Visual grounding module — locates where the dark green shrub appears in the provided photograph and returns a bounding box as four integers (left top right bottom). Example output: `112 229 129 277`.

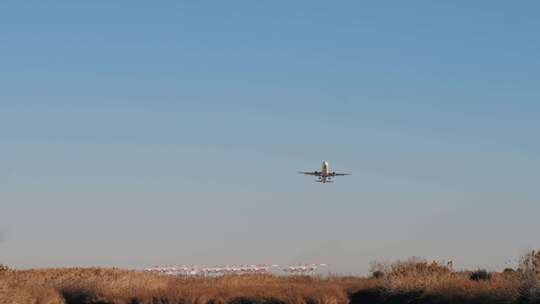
470 269 491 281
503 268 515 273
372 270 384 279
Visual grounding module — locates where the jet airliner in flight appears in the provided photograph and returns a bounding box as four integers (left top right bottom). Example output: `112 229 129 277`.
299 161 350 183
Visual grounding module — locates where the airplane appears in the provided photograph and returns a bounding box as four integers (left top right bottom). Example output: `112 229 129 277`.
299 161 350 183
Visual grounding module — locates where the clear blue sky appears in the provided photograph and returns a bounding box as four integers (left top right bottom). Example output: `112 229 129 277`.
1 1 539 274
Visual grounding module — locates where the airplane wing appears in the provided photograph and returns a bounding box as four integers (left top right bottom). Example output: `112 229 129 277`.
333 172 351 176
299 171 321 176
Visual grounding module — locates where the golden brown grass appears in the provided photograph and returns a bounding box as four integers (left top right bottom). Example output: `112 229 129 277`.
1 268 353 304
0 267 65 304
1 252 539 304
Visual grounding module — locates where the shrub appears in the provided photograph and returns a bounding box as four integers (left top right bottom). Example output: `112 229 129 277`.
388 257 452 277
503 268 515 273
470 269 491 281
372 270 384 279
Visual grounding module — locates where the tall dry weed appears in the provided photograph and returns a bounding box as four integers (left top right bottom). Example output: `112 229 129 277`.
519 250 540 303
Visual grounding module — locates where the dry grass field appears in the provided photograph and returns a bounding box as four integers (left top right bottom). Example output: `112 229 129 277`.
1 251 539 304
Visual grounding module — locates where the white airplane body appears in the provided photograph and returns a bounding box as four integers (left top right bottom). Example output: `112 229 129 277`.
299 161 350 183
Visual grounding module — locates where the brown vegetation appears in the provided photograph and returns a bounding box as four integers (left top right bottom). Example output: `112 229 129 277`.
1 252 539 304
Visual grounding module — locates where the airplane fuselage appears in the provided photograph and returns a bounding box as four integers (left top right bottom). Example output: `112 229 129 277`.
319 161 334 183
322 161 329 176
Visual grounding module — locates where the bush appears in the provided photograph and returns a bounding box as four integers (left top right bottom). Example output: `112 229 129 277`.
372 270 384 279
503 268 515 273
388 257 452 277
503 267 515 273
470 269 491 281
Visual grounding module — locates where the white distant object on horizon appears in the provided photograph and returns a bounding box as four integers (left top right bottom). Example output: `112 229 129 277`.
144 263 326 277
299 161 350 183
283 263 327 275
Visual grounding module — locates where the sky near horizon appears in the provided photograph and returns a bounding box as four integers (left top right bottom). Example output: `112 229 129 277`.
1 1 539 274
